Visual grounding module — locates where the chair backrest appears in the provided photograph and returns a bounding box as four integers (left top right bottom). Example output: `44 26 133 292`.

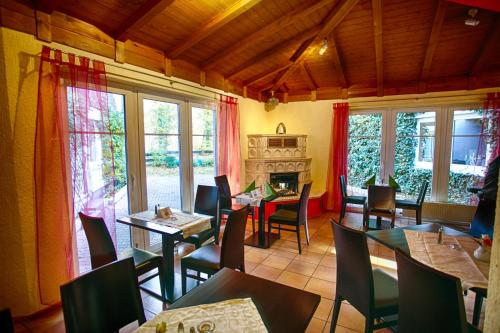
395 248 469 333
470 198 495 238
214 175 232 209
194 185 219 229
60 257 146 333
339 175 348 199
367 185 395 211
0 308 14 333
417 181 429 206
331 221 374 316
220 206 249 270
79 212 117 269
298 182 312 225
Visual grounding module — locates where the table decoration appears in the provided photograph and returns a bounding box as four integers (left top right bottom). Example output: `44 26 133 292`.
130 211 211 238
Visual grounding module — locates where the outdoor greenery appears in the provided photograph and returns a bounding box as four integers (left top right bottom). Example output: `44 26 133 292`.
348 112 482 203
107 95 127 190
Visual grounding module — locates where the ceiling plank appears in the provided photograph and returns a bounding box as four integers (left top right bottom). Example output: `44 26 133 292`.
36 0 63 13
226 26 320 79
372 0 383 97
202 0 332 70
469 15 500 75
327 35 347 88
115 0 176 41
168 0 263 58
271 0 360 91
300 62 317 90
244 64 293 86
420 0 448 82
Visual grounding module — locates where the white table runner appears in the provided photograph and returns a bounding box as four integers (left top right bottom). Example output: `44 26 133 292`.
404 230 489 290
235 193 263 207
130 211 211 239
134 298 268 333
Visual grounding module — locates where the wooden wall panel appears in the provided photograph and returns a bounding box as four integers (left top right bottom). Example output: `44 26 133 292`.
124 40 165 73
0 1 36 35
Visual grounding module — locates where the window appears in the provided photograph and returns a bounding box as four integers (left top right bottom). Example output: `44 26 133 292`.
191 105 216 193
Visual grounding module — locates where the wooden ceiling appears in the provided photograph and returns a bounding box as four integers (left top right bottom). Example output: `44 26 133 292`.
1 0 500 102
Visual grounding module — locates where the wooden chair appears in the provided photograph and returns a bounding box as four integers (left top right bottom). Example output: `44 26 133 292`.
0 308 14 333
79 212 166 301
395 248 481 333
184 185 220 247
364 185 396 229
268 182 312 254
60 257 146 333
330 221 398 333
395 181 429 225
181 206 249 295
340 175 366 222
214 174 256 233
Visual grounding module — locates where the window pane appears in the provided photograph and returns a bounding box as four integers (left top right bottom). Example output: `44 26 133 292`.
394 112 434 200
448 110 487 204
143 99 179 134
192 107 216 193
348 114 382 195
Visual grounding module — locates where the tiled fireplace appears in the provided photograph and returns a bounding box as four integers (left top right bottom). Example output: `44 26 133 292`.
245 134 312 194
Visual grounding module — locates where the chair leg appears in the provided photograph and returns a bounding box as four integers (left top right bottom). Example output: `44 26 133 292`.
391 213 395 228
416 208 422 225
296 226 302 254
304 220 310 245
267 221 272 246
364 316 374 333
278 224 281 238
240 262 245 273
181 264 187 295
341 200 346 220
251 209 255 234
473 292 484 327
330 296 342 333
196 271 201 286
158 261 167 302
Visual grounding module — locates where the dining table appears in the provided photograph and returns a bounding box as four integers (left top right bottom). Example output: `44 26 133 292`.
116 209 213 303
135 267 321 333
366 222 489 326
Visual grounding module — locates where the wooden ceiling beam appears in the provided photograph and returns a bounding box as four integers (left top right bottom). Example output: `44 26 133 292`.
300 62 317 90
372 0 383 97
327 35 348 88
168 0 263 58
420 0 448 82
115 0 175 41
35 0 63 13
225 26 320 79
271 0 360 91
201 0 332 70
244 64 293 86
469 16 500 75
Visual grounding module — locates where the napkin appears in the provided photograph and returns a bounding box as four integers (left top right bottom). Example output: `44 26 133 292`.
364 175 376 187
388 175 400 189
244 180 256 193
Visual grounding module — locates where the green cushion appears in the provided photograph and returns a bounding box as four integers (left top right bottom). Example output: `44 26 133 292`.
373 268 399 317
269 209 297 224
395 199 418 209
346 195 366 204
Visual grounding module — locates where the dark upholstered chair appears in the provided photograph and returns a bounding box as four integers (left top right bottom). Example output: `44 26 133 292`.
268 182 312 254
330 221 398 333
395 248 481 333
0 308 14 333
184 185 220 248
364 185 396 229
340 175 366 221
60 257 146 333
79 212 166 301
395 181 429 225
214 175 255 233
181 206 249 295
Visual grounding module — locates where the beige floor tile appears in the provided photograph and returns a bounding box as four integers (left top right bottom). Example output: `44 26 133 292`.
312 265 336 282
314 297 333 321
295 250 324 264
336 303 365 332
286 259 318 276
261 254 293 270
276 271 310 289
306 318 326 333
304 278 336 300
319 254 337 268
270 247 298 259
250 264 282 281
245 249 270 263
325 323 361 332
244 260 258 273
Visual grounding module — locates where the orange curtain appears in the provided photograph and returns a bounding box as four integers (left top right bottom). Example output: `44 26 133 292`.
325 102 349 212
217 96 241 193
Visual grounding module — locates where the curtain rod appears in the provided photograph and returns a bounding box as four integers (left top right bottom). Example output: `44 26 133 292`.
43 47 236 101
348 92 490 105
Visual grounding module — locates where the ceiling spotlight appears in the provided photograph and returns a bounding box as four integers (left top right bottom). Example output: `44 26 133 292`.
465 8 480 27
318 38 328 55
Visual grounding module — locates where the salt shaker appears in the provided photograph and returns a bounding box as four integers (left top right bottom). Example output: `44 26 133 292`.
437 226 443 244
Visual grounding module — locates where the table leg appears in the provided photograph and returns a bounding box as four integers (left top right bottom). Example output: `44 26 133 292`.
258 200 266 247
162 234 176 302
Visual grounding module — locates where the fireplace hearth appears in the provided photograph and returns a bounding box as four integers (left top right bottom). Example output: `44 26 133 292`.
270 172 299 196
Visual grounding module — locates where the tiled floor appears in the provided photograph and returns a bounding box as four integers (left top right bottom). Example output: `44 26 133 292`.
14 212 486 332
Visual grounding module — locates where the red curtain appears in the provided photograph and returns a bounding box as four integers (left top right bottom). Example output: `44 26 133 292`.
480 92 500 165
35 46 115 304
325 102 349 212
217 95 241 193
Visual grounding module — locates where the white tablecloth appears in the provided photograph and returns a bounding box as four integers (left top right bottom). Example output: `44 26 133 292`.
235 193 264 207
134 298 268 333
130 211 211 239
404 230 489 290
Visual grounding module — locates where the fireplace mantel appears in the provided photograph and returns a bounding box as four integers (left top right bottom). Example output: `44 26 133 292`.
245 134 312 191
